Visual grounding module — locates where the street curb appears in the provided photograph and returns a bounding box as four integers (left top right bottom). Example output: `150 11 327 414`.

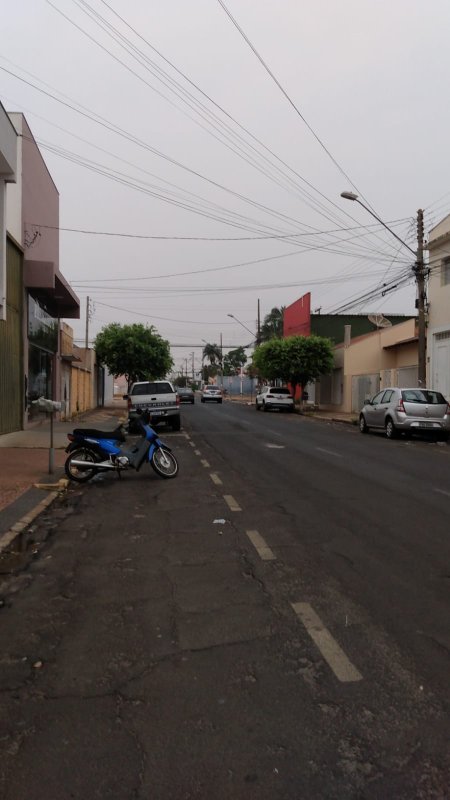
0 483 66 556
302 414 357 426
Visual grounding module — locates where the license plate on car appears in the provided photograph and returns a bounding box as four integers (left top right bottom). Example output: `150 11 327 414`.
419 422 433 427
151 411 164 416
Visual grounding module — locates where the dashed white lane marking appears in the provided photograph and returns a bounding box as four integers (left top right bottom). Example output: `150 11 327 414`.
265 443 285 449
201 459 210 468
316 447 342 458
291 602 363 683
194 449 201 456
246 530 276 561
224 494 242 512
210 472 223 486
189 441 195 447
184 434 191 440
434 487 450 497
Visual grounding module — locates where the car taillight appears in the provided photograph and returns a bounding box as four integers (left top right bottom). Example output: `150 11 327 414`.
176 395 180 405
67 433 75 442
446 404 450 416
396 398 405 413
127 397 132 410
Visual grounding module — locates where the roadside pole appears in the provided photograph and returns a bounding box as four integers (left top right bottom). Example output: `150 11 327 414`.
32 398 62 474
415 209 427 386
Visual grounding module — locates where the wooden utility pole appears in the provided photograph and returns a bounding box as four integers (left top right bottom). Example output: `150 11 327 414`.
85 296 90 349
415 209 426 386
256 298 261 345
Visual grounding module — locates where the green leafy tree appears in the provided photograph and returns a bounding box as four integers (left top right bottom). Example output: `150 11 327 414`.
260 306 285 342
223 346 247 376
202 343 222 366
252 335 334 397
94 323 173 389
202 342 222 383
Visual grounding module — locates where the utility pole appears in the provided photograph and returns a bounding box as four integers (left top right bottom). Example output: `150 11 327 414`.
256 298 261 345
340 192 428 388
85 296 90 349
191 352 195 382
415 209 426 386
220 332 223 388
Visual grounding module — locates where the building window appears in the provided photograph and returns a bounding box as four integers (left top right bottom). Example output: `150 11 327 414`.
442 258 450 286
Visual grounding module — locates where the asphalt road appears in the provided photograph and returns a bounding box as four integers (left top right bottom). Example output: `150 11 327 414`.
0 400 449 799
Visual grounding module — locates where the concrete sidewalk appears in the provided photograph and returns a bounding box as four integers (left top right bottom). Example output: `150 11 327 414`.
0 403 127 541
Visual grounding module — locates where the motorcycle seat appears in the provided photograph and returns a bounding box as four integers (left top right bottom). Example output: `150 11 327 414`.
72 427 126 442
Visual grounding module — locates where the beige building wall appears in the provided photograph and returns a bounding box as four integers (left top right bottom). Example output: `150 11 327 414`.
320 319 418 413
59 323 97 417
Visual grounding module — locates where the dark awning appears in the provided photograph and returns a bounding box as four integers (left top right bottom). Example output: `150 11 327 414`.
24 260 80 319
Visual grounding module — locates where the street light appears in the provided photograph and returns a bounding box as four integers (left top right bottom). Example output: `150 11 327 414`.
227 313 256 340
340 191 426 385
340 192 416 256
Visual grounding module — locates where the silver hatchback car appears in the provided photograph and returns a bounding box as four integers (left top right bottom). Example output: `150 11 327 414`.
359 388 450 440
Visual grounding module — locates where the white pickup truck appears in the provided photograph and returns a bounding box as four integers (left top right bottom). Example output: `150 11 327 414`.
125 380 181 432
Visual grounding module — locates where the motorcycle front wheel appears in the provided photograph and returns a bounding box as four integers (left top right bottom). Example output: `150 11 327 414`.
65 447 101 483
151 447 179 479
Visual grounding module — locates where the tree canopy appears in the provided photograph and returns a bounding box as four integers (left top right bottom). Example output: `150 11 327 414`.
260 306 285 342
252 334 334 395
94 323 173 388
223 346 247 376
202 343 222 365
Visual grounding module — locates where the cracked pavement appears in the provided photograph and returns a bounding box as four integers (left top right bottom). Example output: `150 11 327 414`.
0 406 449 798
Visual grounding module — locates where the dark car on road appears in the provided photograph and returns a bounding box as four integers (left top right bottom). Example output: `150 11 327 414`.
177 387 195 404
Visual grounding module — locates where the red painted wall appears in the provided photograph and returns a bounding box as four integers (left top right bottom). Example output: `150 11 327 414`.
283 292 311 337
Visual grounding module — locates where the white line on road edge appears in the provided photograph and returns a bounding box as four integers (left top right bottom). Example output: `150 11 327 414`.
224 494 242 512
210 472 223 485
316 447 343 458
265 443 285 449
291 602 363 683
194 449 201 456
201 459 210 468
246 530 276 561
434 487 450 498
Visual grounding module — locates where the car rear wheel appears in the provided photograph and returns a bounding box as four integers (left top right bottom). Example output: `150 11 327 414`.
263 402 268 412
359 414 368 434
385 417 398 439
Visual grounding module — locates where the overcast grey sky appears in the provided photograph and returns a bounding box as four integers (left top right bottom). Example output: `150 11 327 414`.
3 0 450 372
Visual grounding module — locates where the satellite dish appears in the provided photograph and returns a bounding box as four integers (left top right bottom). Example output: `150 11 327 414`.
368 313 393 329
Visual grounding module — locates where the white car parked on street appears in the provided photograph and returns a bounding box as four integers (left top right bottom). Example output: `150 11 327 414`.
201 385 223 403
255 386 294 412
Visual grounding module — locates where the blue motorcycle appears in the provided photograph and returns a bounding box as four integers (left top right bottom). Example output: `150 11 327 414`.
64 414 179 483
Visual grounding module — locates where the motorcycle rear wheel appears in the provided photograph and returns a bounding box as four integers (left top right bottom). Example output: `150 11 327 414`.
65 447 101 483
151 447 178 479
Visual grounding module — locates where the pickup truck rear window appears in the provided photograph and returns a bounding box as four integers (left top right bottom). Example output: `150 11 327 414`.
131 382 173 395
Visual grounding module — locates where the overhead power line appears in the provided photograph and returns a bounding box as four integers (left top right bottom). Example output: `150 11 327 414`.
29 218 410 242
43 1 402 261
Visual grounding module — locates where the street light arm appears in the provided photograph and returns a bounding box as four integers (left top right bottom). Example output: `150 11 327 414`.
227 313 256 339
340 191 416 257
